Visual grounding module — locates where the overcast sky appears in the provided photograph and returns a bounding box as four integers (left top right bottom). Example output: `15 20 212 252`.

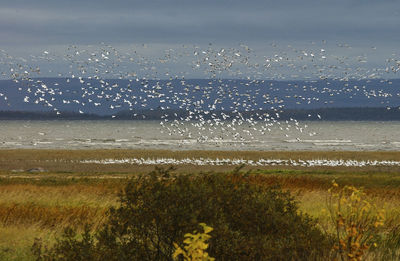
1 0 400 78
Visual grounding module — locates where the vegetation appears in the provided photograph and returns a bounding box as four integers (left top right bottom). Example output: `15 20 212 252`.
326 182 385 260
0 149 400 260
32 167 332 260
1 149 400 175
173 223 215 261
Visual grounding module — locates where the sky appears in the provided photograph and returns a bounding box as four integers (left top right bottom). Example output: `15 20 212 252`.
1 0 400 78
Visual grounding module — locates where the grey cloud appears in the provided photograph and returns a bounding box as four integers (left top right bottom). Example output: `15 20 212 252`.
0 0 399 56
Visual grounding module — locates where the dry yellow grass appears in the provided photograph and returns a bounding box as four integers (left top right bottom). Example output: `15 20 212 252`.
0 224 59 260
0 203 107 229
0 183 119 232
0 184 119 207
0 182 122 260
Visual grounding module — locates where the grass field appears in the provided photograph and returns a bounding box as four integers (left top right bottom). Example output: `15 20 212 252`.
0 149 399 260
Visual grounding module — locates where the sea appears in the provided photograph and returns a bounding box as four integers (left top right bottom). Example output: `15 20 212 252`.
0 120 399 151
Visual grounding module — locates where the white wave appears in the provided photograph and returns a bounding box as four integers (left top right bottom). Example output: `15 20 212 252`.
204 139 252 144
284 139 353 144
302 139 352 143
354 144 376 147
285 139 301 143
313 142 354 146
2 142 22 146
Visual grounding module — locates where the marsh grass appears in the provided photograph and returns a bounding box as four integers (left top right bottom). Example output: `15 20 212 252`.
0 203 108 228
0 183 119 233
0 224 59 261
0 183 121 260
1 149 400 174
0 149 400 259
0 184 119 206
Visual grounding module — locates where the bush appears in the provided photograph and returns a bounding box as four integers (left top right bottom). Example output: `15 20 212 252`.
173 223 215 261
33 167 332 260
326 181 385 260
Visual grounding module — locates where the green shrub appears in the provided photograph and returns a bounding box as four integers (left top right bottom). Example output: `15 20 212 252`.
32 167 332 260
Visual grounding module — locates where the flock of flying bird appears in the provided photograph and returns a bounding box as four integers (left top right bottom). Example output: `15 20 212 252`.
0 42 399 144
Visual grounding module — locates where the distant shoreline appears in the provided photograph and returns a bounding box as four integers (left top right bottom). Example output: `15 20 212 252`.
0 107 399 121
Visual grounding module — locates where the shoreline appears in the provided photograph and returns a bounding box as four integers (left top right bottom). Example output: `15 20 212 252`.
1 148 399 156
1 149 399 175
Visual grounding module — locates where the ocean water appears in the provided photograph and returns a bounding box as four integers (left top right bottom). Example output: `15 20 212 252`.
0 120 399 151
